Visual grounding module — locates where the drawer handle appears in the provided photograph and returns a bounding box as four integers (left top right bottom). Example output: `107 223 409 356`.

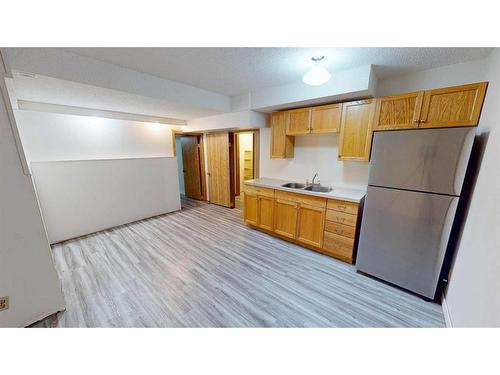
338 205 347 210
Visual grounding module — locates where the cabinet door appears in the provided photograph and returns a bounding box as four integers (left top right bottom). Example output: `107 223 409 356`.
286 108 311 135
296 203 325 247
258 195 274 231
338 99 376 161
419 82 487 128
274 199 298 239
311 103 342 133
243 192 258 226
270 112 294 158
372 91 423 131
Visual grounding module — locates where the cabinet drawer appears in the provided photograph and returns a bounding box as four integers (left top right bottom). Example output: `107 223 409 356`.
325 209 357 227
327 199 359 215
243 185 274 198
275 190 326 208
324 221 356 239
323 231 355 259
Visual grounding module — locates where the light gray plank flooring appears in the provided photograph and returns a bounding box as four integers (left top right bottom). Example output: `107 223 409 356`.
32 197 445 327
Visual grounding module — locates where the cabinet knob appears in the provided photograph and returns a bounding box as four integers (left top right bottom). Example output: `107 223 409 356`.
419 119 426 123
413 119 419 123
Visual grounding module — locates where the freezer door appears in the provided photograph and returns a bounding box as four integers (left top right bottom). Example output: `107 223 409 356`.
369 127 475 195
356 186 459 298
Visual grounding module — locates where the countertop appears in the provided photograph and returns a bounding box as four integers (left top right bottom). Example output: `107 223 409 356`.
244 177 366 203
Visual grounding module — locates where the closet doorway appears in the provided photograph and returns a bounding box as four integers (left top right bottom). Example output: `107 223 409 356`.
234 130 259 209
175 134 207 201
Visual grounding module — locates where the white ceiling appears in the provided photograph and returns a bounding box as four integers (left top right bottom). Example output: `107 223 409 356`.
66 47 493 96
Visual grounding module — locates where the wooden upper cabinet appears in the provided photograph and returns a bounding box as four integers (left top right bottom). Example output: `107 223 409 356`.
419 82 487 128
310 103 342 133
270 112 294 159
338 99 376 162
373 91 424 131
286 108 311 135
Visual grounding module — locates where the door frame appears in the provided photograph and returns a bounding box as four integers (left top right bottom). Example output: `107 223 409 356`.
232 129 260 198
174 132 207 201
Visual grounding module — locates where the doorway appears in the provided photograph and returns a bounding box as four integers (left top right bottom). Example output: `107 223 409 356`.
206 132 235 208
234 130 259 209
175 134 207 201
199 129 259 209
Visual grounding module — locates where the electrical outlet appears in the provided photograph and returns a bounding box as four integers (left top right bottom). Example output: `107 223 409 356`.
0 296 9 311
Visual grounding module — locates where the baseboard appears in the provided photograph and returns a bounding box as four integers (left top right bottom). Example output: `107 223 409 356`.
441 295 453 328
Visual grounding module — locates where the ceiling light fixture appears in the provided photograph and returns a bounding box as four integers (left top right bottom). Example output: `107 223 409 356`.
302 56 331 86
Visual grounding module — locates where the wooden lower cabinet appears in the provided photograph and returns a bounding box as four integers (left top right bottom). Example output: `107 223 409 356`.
243 192 258 226
323 198 361 263
243 186 275 230
323 232 355 260
274 198 298 239
296 203 325 247
243 185 363 264
258 195 274 231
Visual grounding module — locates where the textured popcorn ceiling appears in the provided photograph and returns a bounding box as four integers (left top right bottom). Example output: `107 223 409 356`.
66 47 493 96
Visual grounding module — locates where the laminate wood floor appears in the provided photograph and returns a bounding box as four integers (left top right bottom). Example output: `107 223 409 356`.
32 198 445 328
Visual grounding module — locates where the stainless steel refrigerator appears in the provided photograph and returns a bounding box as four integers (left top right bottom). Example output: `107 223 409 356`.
356 127 476 299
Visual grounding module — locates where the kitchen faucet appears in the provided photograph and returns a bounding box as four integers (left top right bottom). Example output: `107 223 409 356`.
311 173 319 186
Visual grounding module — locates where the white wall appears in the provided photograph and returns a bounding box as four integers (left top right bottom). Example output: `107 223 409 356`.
186 110 267 132
32 157 181 244
259 129 370 189
376 58 487 96
442 49 500 327
13 109 182 243
0 53 64 327
14 110 176 163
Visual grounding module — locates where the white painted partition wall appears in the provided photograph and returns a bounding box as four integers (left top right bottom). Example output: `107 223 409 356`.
32 157 181 244
0 50 64 327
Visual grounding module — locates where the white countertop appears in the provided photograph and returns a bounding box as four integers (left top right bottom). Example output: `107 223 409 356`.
244 177 366 203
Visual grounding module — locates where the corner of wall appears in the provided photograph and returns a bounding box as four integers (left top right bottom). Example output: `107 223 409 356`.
441 295 453 328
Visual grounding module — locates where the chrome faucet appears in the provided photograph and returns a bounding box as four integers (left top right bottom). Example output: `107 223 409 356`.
312 173 319 186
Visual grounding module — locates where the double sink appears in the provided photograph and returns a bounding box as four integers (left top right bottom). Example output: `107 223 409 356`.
281 182 333 193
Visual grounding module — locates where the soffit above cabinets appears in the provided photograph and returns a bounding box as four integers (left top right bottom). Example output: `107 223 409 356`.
249 65 377 112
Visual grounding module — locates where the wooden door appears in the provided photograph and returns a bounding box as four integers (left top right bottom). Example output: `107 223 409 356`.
270 112 294 158
181 136 203 199
274 199 298 239
296 204 325 247
257 195 274 231
419 82 487 128
207 132 233 207
372 91 424 131
286 108 311 135
311 103 341 133
243 192 258 226
338 99 376 162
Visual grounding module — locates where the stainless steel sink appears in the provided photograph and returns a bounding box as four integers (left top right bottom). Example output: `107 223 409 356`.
304 185 333 193
281 182 306 189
